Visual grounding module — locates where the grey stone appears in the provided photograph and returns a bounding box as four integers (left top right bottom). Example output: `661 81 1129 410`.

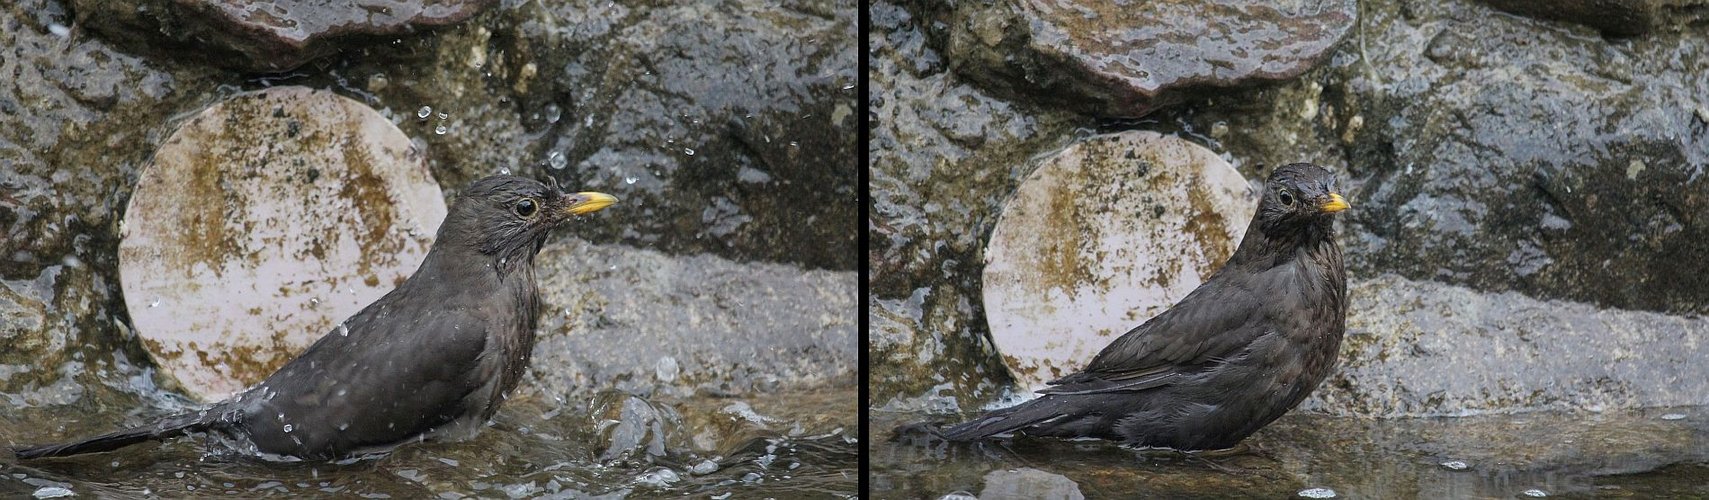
910 0 1357 117
1306 275 1709 416
531 240 855 399
70 0 495 72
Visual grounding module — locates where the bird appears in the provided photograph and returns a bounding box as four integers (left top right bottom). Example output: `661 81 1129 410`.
937 163 1349 451
13 175 617 460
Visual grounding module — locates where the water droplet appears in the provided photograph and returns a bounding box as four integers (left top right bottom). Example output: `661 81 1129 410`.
1440 460 1469 471
435 112 448 120
1522 489 1547 497
283 424 293 433
150 299 160 308
309 297 321 306
1661 413 1687 420
434 124 448 135
337 423 348 431
544 104 562 124
683 148 696 156
548 151 567 170
499 167 512 175
336 324 350 336
624 176 638 185
416 106 432 119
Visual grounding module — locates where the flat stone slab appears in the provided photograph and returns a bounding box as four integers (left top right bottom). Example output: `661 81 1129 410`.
936 0 1356 116
72 0 495 72
981 131 1257 393
1305 274 1709 416
120 86 445 401
530 240 857 399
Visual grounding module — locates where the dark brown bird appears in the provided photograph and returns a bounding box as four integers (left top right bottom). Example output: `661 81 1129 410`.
939 163 1349 450
14 175 617 460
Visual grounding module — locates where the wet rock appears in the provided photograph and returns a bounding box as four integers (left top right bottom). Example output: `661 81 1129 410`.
120 87 445 401
980 468 1085 500
69 0 496 72
1304 274 1709 417
910 0 1357 117
531 240 855 399
1328 2 1709 316
350 0 859 271
589 391 686 464
1474 0 1709 36
982 131 1256 392
868 1 1082 411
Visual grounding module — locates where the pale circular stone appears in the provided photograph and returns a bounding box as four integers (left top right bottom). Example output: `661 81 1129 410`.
982 131 1257 394
120 86 446 401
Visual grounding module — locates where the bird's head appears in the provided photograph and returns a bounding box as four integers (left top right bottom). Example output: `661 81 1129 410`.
439 175 617 263
1254 163 1348 236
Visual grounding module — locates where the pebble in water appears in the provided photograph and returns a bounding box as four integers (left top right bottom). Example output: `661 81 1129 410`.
1440 460 1470 471
655 356 679 382
1298 487 1337 499
690 459 720 475
635 467 680 487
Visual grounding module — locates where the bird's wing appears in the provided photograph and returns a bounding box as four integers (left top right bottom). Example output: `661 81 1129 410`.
1041 277 1267 395
240 298 494 452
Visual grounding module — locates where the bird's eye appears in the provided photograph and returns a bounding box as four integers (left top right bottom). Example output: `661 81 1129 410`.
1278 190 1294 207
514 198 538 218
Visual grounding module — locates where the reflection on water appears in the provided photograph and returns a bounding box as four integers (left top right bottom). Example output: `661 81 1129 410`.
872 408 1709 499
1 388 857 498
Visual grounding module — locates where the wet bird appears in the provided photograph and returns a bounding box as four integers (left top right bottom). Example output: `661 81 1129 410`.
14 175 617 460
938 163 1349 450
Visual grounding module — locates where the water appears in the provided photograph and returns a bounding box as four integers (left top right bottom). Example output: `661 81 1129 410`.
2 389 857 498
871 409 1709 498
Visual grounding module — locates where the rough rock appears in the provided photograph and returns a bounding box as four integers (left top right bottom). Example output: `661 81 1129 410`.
1475 0 1709 36
530 240 856 399
981 131 1256 392
359 0 860 271
981 468 1085 500
910 0 1357 117
118 87 446 401
1305 274 1709 417
1330 1 1709 316
69 0 496 72
867 1 1083 411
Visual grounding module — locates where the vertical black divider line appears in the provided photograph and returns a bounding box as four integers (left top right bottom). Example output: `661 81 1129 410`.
855 0 874 496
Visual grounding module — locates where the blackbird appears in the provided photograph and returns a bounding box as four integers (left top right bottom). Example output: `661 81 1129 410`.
14 175 617 460
939 163 1349 450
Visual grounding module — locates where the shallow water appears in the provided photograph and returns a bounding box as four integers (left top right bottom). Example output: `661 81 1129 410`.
872 408 1709 499
1 385 857 498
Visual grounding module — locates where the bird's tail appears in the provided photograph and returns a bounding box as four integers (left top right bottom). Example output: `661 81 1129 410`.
13 411 212 459
939 396 1072 441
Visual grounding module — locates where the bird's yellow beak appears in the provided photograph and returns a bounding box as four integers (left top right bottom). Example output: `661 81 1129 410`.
1319 193 1350 213
566 192 618 216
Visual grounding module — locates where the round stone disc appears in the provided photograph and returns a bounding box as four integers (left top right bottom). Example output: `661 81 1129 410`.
120 86 446 401
981 131 1258 394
